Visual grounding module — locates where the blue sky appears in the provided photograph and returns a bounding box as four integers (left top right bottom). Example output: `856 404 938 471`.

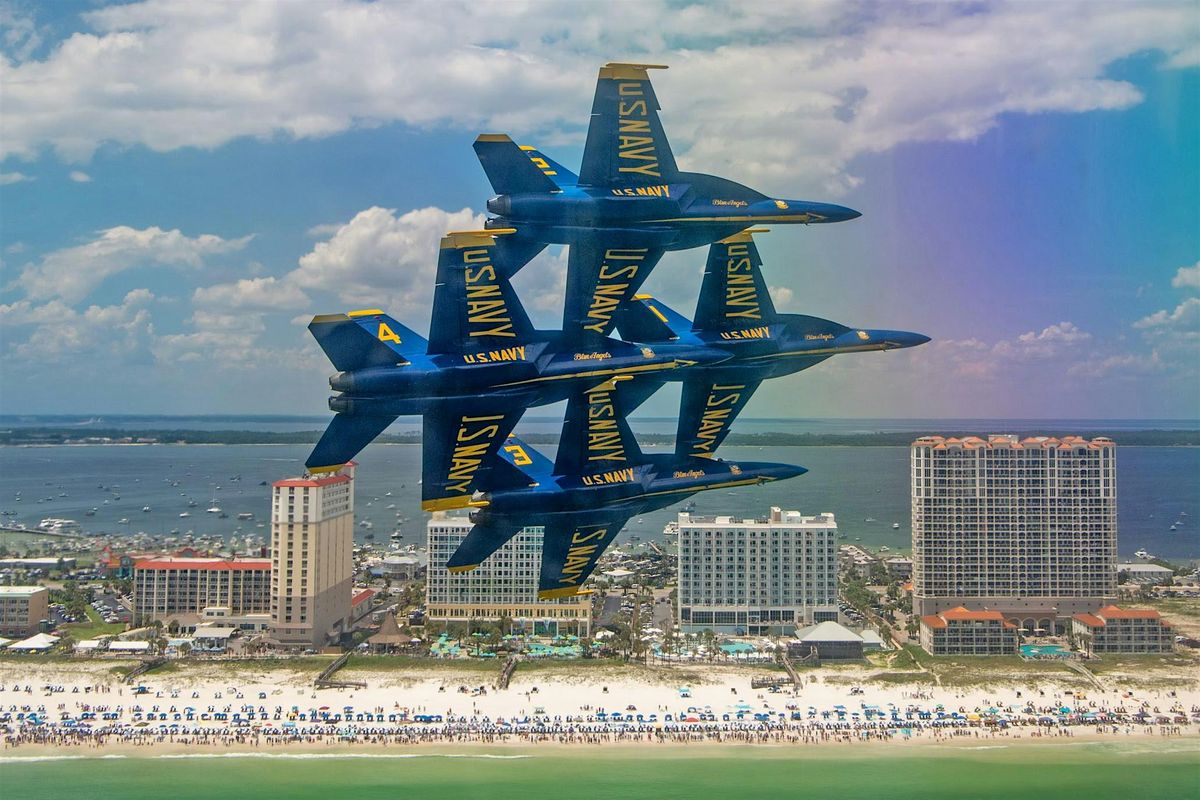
1 0 1197 419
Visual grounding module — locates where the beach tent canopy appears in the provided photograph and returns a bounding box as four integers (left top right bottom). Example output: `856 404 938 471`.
109 640 151 651
9 633 59 651
0 637 13 649
75 639 103 651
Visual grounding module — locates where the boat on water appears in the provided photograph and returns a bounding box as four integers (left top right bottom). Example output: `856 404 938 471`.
142 506 151 512
37 518 81 534
663 521 679 538
237 512 253 520
1135 548 1153 560
879 545 890 552
179 512 191 518
206 506 222 514
892 522 900 529
865 518 876 523
117 518 130 525
359 520 373 529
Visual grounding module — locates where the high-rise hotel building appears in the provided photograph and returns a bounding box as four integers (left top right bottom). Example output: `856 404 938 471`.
269 465 355 648
677 507 839 636
425 513 592 637
911 435 1117 632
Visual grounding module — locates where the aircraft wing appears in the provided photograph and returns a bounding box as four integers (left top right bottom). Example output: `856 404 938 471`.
676 376 762 458
538 511 632 599
579 63 679 188
421 401 529 512
563 237 664 343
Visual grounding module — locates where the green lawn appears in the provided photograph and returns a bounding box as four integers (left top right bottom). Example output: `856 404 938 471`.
62 605 126 640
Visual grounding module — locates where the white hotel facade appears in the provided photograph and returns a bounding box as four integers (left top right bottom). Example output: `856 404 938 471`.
425 513 592 637
911 435 1117 632
677 507 839 636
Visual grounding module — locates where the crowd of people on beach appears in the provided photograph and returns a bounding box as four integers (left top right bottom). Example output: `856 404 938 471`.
1 679 1196 752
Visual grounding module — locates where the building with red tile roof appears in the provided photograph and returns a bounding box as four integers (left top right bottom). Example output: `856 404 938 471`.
919 606 1019 655
1071 605 1174 655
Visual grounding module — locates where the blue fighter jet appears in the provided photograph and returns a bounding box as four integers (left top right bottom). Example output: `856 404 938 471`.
304 229 728 512
615 230 931 458
444 376 806 599
472 62 861 342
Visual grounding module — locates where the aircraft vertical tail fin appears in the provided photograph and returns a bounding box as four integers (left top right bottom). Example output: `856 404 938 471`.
446 520 526 573
474 134 561 195
309 310 428 371
616 294 694 343
538 513 630 599
579 63 679 188
518 144 579 189
421 401 528 512
428 229 538 355
676 377 762 459
553 377 644 477
693 230 778 334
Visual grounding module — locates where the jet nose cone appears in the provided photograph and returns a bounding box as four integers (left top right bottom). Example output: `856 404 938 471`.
742 462 807 482
798 201 860 223
884 331 931 349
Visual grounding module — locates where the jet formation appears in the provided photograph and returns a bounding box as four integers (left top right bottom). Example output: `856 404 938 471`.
306 63 929 599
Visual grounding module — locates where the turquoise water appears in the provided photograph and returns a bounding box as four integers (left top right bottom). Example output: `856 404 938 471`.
1 743 1197 799
1020 644 1071 657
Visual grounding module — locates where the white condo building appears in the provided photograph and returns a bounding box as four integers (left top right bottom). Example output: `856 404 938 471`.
425 513 592 637
911 435 1117 632
677 507 839 636
269 465 355 648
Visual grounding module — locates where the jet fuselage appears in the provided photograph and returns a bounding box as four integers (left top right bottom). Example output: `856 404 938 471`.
486 173 860 251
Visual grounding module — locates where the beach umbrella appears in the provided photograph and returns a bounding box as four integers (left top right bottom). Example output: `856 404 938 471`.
1059 706 1071 714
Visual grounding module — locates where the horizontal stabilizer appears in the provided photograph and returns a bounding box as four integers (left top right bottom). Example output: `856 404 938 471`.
616 294 693 343
538 513 630 599
309 310 427 371
474 134 560 195
306 413 397 471
446 520 525 573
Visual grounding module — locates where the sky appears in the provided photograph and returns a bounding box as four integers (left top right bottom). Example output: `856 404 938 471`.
1 0 1198 421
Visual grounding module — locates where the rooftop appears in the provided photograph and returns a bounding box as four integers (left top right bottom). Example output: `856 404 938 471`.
913 434 1115 450
0 586 47 597
135 557 271 571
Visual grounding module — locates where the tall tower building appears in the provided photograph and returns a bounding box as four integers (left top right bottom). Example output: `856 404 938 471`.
911 435 1117 632
677 507 839 636
425 513 592 637
269 465 355 648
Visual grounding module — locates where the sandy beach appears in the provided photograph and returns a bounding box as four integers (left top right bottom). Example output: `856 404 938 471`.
2 658 1196 757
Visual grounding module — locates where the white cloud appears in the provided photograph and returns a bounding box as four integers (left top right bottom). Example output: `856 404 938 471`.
193 275 310 310
768 285 794 308
1067 350 1165 380
0 171 33 185
1 2 1195 192
15 225 252 304
288 205 483 321
67 170 92 183
4 289 156 362
1133 296 1200 332
992 321 1092 360
1171 261 1200 291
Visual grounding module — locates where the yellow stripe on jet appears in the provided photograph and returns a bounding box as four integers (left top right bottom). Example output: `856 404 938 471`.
599 62 668 80
347 309 385 318
447 564 479 574
440 228 517 249
718 228 769 244
492 361 674 388
538 586 594 600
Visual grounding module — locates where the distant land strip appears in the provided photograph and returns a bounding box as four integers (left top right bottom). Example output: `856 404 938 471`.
2 428 1198 447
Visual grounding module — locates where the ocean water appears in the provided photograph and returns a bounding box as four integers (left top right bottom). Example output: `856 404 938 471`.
0 743 1197 800
1 442 1197 560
